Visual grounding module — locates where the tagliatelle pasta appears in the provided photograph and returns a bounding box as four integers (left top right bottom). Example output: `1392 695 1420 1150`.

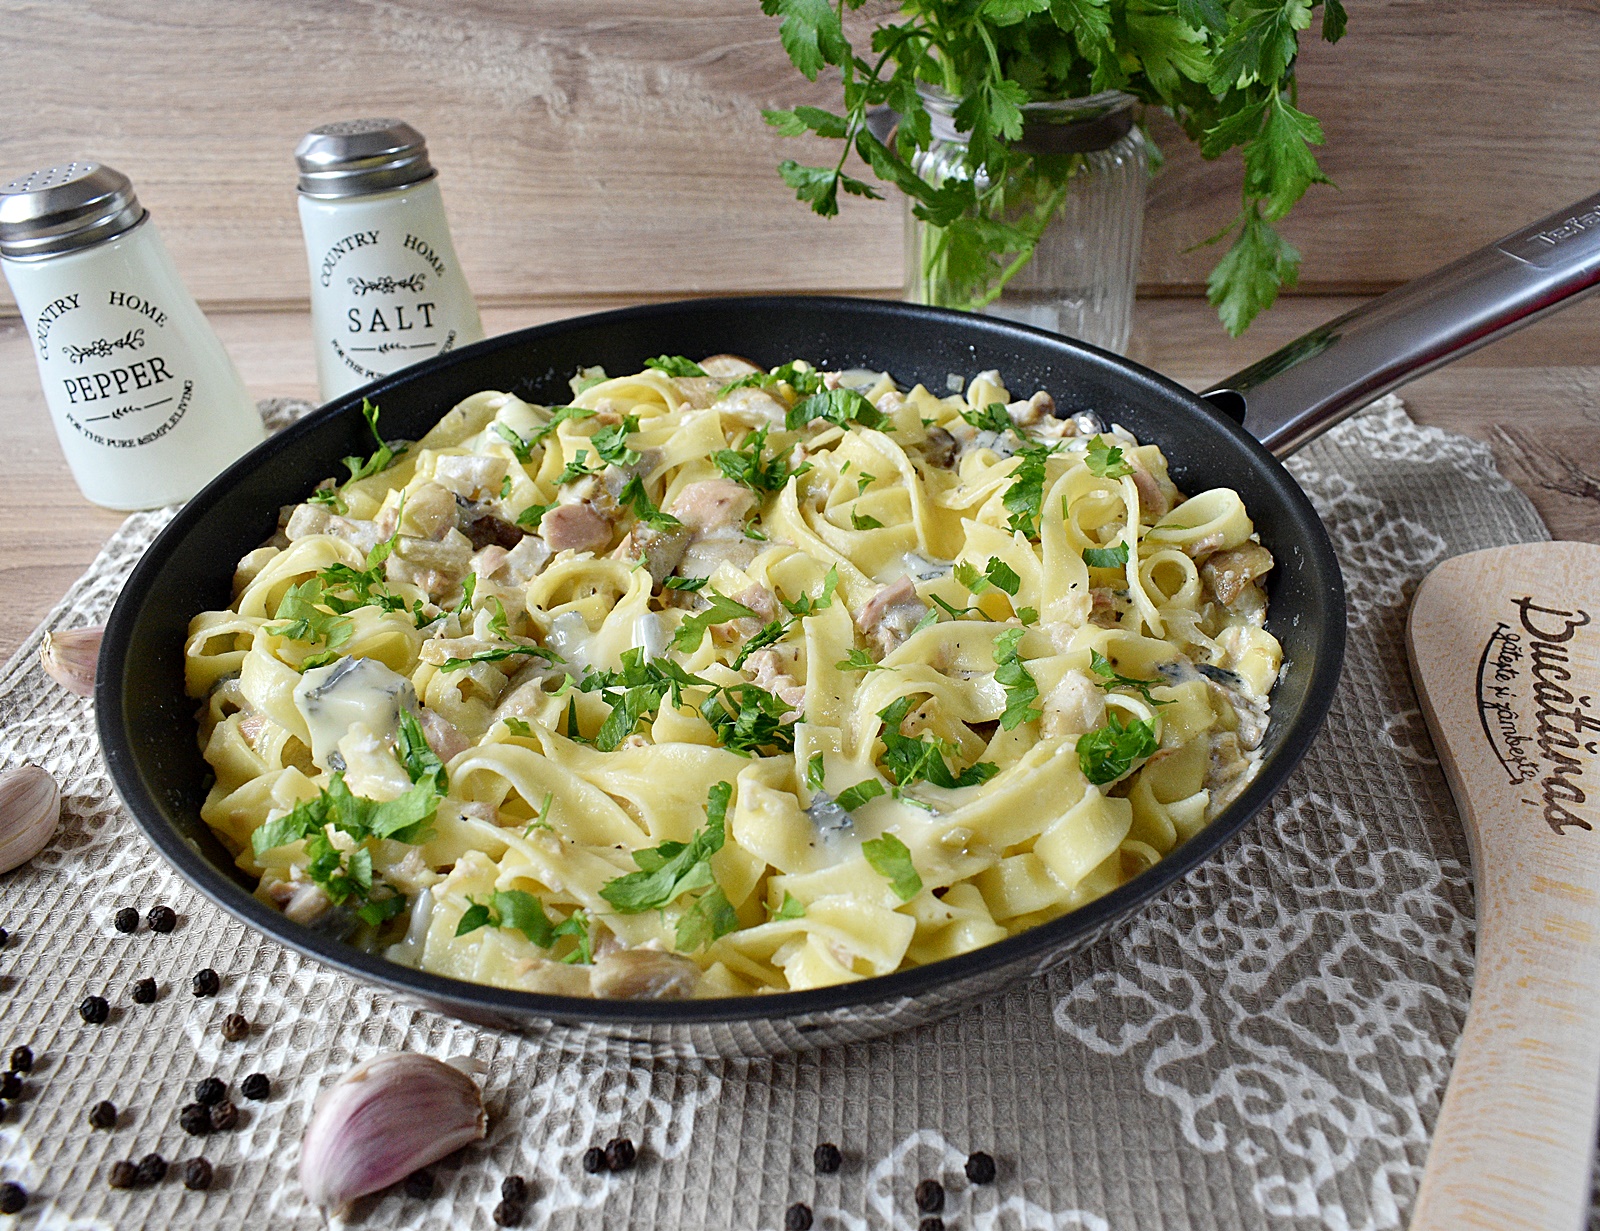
184 354 1281 1000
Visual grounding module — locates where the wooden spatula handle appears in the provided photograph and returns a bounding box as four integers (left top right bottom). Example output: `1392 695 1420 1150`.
1406 542 1600 1230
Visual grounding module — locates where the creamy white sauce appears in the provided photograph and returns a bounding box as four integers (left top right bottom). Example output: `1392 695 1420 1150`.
544 611 597 670
293 657 416 770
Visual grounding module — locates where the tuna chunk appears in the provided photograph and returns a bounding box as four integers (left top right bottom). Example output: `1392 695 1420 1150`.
669 479 757 533
856 576 929 657
541 502 614 554
418 707 470 763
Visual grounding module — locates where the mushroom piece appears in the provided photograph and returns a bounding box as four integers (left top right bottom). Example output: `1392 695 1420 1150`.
855 576 930 657
697 354 764 380
1200 542 1275 606
589 948 701 1000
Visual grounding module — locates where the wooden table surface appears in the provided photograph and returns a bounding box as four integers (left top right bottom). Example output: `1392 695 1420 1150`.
2 293 1598 663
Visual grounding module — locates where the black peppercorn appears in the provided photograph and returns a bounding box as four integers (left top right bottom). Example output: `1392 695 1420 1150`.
194 1077 226 1106
208 1101 238 1132
0 1182 26 1214
603 1136 636 1172
492 1199 524 1226
581 1146 606 1174
915 1179 945 1213
78 994 110 1025
785 1202 813 1231
501 1176 528 1203
113 907 139 934
8 1046 33 1074
813 1142 842 1174
88 1100 117 1129
108 1160 138 1189
964 1150 996 1185
181 1157 213 1191
403 1169 433 1198
178 1103 211 1136
146 905 177 933
191 968 220 998
240 1072 270 1101
919 1220 945 1231
0 1072 19 1100
134 1152 167 1186
220 1013 249 1042
130 977 157 1005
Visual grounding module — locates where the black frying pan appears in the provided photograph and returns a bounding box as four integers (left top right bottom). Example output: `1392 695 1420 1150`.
96 189 1600 1056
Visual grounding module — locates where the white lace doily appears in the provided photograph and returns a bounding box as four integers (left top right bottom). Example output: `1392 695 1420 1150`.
0 396 1577 1230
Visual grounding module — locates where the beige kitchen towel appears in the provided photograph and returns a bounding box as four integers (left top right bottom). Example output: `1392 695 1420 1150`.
0 396 1578 1230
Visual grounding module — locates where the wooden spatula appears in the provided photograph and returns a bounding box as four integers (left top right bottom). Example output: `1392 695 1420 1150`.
1406 541 1600 1230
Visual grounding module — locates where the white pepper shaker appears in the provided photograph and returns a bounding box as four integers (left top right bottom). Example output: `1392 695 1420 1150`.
0 162 264 510
295 119 484 402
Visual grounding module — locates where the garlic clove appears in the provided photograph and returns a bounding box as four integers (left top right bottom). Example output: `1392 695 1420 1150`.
299 1051 486 1212
0 766 61 874
40 625 104 697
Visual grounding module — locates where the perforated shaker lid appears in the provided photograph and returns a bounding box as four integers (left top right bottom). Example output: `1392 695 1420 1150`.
294 119 437 198
0 161 147 260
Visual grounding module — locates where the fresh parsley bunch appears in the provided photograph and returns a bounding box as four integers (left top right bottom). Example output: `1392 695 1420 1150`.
761 0 1346 334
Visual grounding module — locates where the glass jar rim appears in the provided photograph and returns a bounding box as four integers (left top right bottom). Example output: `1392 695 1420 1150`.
914 84 1136 155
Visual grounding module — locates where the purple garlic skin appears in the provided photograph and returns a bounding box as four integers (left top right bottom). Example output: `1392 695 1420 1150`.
40 625 104 696
299 1052 486 1212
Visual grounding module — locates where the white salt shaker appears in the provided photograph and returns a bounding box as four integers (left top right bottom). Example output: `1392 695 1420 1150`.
294 119 484 402
0 162 264 510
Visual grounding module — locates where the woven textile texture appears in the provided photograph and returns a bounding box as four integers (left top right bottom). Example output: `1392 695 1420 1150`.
0 396 1578 1230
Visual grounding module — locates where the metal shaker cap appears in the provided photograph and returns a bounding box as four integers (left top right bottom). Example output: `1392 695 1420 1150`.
295 119 437 199
0 161 147 261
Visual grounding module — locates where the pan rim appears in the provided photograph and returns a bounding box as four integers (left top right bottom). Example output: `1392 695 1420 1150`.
97 293 1346 1029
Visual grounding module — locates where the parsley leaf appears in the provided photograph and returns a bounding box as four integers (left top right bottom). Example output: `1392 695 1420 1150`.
592 414 642 467
1082 542 1130 569
395 710 448 792
672 590 758 653
955 556 1021 596
1076 710 1159 785
617 474 681 532
993 627 1041 730
781 565 838 616
806 752 826 791
579 649 712 751
600 782 731 912
861 832 922 901
1206 204 1302 338
663 575 708 592
771 891 807 921
961 402 1013 434
341 399 406 485
713 426 807 493
530 404 598 445
850 509 884 531
731 618 795 669
265 579 355 651
453 889 584 952
493 422 536 463
717 361 824 400
439 644 561 673
675 884 740 952
786 387 886 432
307 483 348 515
1088 648 1171 708
516 501 554 531
700 683 798 756
834 779 887 812
876 695 999 789
836 648 887 673
1084 435 1134 479
252 772 438 863
645 355 708 378
556 449 599 486
504 717 533 737
555 908 592 964
356 892 408 928
1003 443 1053 539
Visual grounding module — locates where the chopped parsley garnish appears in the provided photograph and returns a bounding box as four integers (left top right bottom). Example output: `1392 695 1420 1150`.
524 791 555 834
717 361 824 400
555 909 592 963
1003 442 1053 539
1089 648 1170 708
503 717 533 737
786 387 886 432
439 644 561 673
911 608 940 635
771 891 807 921
564 695 585 742
1082 542 1130 569
455 573 477 618
663 575 708 592
500 474 513 500
960 402 1013 435
264 578 354 651
571 366 609 396
395 710 448 792
929 593 993 623
645 355 708 378
993 628 1041 730
455 889 589 961
592 414 642 467
675 884 739 951
861 832 922 901
600 781 730 913
556 449 599 486
850 509 884 531
493 422 536 463
617 474 681 532
578 649 711 751
531 404 598 444
856 471 876 495
876 695 998 790
834 779 887 812
955 556 1021 597
713 426 808 493
672 590 758 653
341 399 407 485
836 648 887 673
700 683 797 756
1017 606 1039 625
1077 710 1159 785
781 565 838 616
516 501 554 531
1084 435 1134 480
731 618 794 669
307 483 348 515
806 752 826 791
356 893 408 928
252 772 438 857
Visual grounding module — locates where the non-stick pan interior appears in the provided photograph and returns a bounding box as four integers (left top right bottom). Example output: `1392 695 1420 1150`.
99 295 1344 1038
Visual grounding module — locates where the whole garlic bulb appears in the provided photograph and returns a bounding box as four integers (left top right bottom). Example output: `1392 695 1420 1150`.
40 625 104 697
0 765 61 873
299 1052 486 1212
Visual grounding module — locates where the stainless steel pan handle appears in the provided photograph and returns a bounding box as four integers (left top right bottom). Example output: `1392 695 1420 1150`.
1204 190 1600 458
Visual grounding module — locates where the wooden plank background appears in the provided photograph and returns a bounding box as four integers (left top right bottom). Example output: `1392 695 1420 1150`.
3 0 1599 312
